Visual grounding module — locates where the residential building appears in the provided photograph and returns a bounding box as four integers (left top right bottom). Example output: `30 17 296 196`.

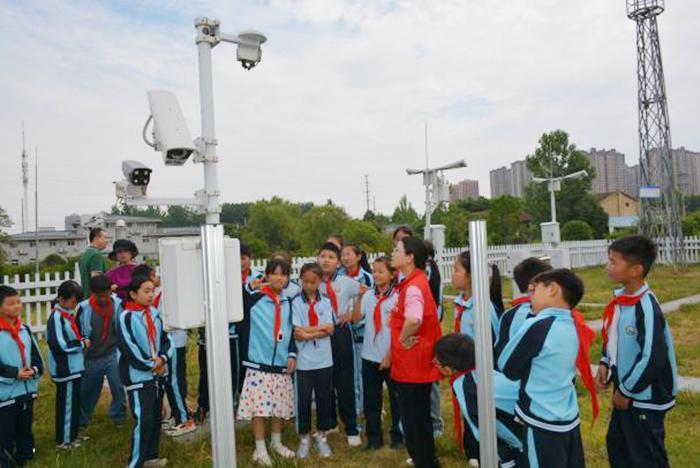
450 179 479 202
490 166 514 198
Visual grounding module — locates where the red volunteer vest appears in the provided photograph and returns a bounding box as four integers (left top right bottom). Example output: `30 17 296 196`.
390 268 442 383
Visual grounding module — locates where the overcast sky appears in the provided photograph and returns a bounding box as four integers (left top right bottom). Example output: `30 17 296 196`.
1 0 698 233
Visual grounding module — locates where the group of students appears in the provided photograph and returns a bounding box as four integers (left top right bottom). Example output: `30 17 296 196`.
0 230 678 468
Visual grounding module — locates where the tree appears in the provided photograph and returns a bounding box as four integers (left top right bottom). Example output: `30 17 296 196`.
561 220 594 241
342 219 387 252
391 195 421 230
244 197 302 255
455 197 492 213
162 206 204 227
41 254 67 268
487 196 527 244
442 203 471 247
685 195 700 213
0 207 12 264
110 204 164 219
298 205 350 252
524 130 608 237
682 210 700 236
220 203 251 225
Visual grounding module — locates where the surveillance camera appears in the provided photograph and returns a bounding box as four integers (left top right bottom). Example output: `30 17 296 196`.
146 90 195 166
122 160 152 186
236 30 267 70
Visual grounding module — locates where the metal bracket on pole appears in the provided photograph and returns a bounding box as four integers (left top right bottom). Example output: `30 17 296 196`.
469 220 499 468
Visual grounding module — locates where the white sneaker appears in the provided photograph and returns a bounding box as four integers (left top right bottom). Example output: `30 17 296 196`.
347 435 362 447
252 449 273 466
144 459 168 467
161 418 175 431
315 434 333 458
468 458 479 467
165 420 198 437
56 442 80 450
405 458 414 466
271 442 295 458
297 437 311 459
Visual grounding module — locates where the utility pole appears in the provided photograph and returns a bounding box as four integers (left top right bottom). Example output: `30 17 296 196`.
34 147 39 275
21 122 29 233
364 174 370 213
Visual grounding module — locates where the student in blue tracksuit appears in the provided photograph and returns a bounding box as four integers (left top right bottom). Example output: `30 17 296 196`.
130 264 194 437
117 275 173 468
434 333 525 467
46 280 87 449
237 258 298 466
318 242 364 447
0 286 43 467
497 269 588 468
76 274 126 429
355 256 403 450
450 250 503 463
495 257 552 355
292 262 335 459
596 236 677 468
340 243 373 420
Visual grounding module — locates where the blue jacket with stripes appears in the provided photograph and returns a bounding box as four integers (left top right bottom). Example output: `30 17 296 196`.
0 323 43 405
494 300 533 356
46 306 86 381
241 289 297 374
601 284 678 411
497 307 580 433
453 371 524 464
116 305 173 387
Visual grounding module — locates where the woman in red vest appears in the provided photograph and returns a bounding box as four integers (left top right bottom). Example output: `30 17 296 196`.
390 237 443 468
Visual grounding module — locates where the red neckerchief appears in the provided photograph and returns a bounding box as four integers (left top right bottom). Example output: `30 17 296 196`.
125 302 157 349
324 278 339 316
89 296 113 342
373 285 393 341
260 286 283 342
242 267 250 284
601 289 648 349
572 308 599 423
307 295 319 327
56 305 81 341
347 266 360 279
450 368 474 450
511 296 530 306
0 316 27 367
153 292 162 309
453 294 468 333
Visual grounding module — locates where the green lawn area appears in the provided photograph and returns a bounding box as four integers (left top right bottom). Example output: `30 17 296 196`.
26 292 700 467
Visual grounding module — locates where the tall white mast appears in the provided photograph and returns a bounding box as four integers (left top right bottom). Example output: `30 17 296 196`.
21 122 29 232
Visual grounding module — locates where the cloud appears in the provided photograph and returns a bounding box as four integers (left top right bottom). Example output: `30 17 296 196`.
0 0 698 233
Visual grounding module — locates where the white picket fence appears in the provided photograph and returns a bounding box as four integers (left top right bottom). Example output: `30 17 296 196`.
5 236 700 334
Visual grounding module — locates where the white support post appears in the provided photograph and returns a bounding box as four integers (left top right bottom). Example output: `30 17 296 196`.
195 17 236 467
468 220 498 468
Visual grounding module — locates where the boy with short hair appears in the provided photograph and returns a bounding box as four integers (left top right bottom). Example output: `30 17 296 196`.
495 257 552 355
434 333 524 467
317 242 364 447
76 274 126 429
0 286 43 467
596 235 677 468
497 269 597 468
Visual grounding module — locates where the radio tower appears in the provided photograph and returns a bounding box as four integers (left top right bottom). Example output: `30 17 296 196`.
21 122 29 233
627 0 685 266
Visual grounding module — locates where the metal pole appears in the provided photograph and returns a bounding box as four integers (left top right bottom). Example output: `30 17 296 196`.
549 181 557 223
34 147 39 275
195 17 236 467
468 220 498 468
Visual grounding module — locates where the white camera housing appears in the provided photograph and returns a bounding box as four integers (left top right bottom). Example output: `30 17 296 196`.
147 90 195 166
122 160 152 186
236 30 267 70
115 179 147 198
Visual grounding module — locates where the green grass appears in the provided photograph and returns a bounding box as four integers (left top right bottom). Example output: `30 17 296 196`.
667 304 700 378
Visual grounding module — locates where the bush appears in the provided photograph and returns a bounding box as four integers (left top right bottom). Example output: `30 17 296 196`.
561 220 594 241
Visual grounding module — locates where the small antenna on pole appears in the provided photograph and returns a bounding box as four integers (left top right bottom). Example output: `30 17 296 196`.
364 174 370 213
21 122 29 233
424 120 429 170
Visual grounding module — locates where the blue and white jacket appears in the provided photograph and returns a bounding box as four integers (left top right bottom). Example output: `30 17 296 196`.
494 299 533 356
453 295 500 344
339 267 373 343
0 323 43 406
497 307 580 433
242 289 297 374
47 305 86 381
116 304 173 388
601 284 678 411
454 370 524 465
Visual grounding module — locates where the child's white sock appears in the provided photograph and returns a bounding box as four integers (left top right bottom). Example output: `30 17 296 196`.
271 432 282 446
255 439 268 453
